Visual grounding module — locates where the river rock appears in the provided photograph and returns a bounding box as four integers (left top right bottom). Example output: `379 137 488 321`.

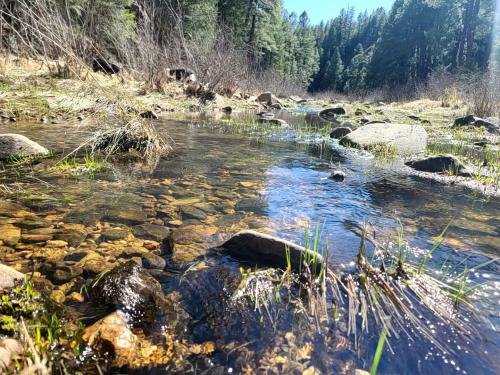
0 225 21 246
38 261 83 285
319 107 346 121
256 92 281 106
405 155 472 177
83 311 139 367
132 224 171 243
90 260 165 324
0 264 24 290
219 230 324 275
329 170 346 181
103 208 147 225
0 134 49 160
340 123 428 156
330 127 352 139
100 227 132 242
140 252 167 270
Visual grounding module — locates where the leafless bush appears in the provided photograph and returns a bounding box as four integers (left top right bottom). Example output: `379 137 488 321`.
467 71 500 117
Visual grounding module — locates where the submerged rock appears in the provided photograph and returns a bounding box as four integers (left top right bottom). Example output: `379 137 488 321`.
83 311 140 368
0 134 49 161
330 127 352 139
340 123 428 156
132 223 171 243
219 230 324 275
0 224 21 246
405 155 472 177
0 264 24 290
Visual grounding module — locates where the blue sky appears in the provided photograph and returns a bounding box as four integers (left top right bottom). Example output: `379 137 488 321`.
284 0 396 24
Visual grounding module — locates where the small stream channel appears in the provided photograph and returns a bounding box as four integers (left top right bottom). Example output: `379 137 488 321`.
0 115 499 374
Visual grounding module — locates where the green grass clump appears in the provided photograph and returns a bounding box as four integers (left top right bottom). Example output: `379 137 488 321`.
0 277 84 373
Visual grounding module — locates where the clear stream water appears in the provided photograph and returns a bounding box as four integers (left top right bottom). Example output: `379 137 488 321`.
1 115 499 374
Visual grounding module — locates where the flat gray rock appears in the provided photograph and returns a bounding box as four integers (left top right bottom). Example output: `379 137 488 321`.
0 134 49 160
340 123 428 156
219 230 324 275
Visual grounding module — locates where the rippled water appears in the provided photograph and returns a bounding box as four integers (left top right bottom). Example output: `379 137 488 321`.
1 116 499 374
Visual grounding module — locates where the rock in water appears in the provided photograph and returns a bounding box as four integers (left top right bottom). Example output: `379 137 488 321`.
83 311 139 368
0 134 49 160
405 155 472 177
90 261 165 325
339 123 428 156
219 230 324 275
329 170 346 181
319 107 346 121
256 92 281 107
330 127 352 139
0 265 24 291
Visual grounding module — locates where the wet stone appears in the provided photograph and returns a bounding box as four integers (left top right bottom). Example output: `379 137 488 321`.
38 261 83 285
141 252 167 270
103 208 148 225
132 223 171 243
0 225 21 246
54 227 87 247
17 219 52 229
21 234 53 243
89 261 167 325
180 206 208 221
99 228 133 242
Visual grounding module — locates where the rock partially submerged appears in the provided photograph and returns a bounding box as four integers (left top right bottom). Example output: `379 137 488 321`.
83 311 140 368
329 170 346 181
90 260 167 324
0 134 49 161
340 123 428 156
330 127 352 139
319 107 346 121
219 230 324 274
405 155 473 177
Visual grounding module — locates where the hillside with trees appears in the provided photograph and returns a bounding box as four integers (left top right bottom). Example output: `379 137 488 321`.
0 0 496 95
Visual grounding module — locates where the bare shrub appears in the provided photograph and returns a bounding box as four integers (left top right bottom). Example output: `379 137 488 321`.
467 72 500 117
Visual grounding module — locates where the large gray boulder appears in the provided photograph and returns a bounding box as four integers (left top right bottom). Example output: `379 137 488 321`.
340 123 428 156
219 230 324 275
0 134 49 161
405 155 472 177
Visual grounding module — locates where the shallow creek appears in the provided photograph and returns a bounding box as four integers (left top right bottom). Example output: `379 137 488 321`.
0 115 499 374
